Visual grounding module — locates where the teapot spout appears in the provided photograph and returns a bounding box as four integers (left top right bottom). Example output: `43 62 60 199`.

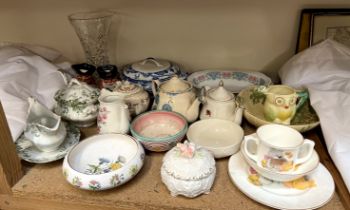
186 98 201 122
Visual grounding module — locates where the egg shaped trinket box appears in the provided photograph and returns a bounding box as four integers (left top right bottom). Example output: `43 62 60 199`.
161 141 216 198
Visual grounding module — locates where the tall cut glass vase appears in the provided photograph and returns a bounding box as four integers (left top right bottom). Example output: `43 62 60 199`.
68 11 115 67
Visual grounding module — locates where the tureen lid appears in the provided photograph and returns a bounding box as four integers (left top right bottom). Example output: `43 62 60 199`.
113 81 143 96
131 58 171 73
162 141 215 181
54 79 99 104
208 80 234 102
160 76 191 93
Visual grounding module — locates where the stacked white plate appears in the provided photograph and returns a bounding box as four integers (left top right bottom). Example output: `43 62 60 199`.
228 134 335 210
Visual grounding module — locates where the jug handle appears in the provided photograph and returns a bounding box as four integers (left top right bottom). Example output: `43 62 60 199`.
296 89 309 110
151 80 161 97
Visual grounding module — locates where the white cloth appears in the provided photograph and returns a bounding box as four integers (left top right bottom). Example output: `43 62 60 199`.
279 39 350 192
0 44 67 141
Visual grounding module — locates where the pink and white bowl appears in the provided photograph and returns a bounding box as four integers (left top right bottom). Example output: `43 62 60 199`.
130 111 188 152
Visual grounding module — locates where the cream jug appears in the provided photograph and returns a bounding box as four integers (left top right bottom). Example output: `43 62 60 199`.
23 98 67 152
256 85 308 125
200 81 242 124
97 94 130 134
99 81 149 116
152 76 200 122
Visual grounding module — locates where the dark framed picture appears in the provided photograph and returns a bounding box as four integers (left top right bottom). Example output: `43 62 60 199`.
296 8 350 53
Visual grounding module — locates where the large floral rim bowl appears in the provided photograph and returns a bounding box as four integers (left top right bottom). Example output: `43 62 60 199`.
238 86 320 132
187 70 272 93
130 110 188 152
62 134 145 191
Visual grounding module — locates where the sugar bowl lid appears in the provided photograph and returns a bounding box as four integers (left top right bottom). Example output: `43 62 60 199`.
162 141 216 181
54 78 100 104
160 76 192 93
207 80 234 102
131 57 171 73
113 81 143 96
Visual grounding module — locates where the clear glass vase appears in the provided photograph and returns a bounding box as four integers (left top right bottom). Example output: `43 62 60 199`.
68 11 115 67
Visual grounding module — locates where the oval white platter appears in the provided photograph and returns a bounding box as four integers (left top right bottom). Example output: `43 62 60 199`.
187 70 272 93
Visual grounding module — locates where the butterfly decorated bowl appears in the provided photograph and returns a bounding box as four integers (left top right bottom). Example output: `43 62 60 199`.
62 134 144 191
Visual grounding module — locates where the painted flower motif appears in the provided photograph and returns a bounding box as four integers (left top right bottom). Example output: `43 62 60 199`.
222 72 232 78
63 169 69 179
110 162 122 171
88 180 101 190
129 165 139 177
110 174 124 186
176 141 196 158
72 176 83 187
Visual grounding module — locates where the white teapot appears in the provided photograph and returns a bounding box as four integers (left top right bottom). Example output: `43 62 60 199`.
100 81 149 116
200 81 242 124
54 79 100 127
152 76 200 122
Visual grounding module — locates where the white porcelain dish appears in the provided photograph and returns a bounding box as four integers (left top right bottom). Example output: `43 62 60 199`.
187 70 272 93
241 134 319 182
16 123 80 164
62 134 144 191
228 152 334 210
187 119 244 158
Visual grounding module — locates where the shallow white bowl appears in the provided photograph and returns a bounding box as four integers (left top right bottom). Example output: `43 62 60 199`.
187 119 244 158
62 134 145 191
241 134 320 182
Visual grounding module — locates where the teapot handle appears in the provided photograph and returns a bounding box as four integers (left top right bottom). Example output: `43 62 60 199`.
140 57 164 67
151 80 161 97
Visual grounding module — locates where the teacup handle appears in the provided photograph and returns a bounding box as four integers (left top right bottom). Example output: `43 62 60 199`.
243 138 259 162
294 139 315 165
296 89 309 110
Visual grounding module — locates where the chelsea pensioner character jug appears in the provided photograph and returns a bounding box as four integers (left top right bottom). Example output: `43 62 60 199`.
24 98 67 152
152 76 200 122
54 78 100 127
200 80 243 124
255 85 308 125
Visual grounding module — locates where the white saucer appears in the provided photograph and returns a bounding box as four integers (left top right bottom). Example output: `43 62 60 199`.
16 123 80 163
228 152 335 210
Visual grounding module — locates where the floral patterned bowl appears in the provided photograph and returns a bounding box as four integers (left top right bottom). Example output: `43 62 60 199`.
130 111 188 152
62 134 144 191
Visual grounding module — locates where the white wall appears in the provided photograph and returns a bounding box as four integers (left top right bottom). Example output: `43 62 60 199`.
1 0 350 81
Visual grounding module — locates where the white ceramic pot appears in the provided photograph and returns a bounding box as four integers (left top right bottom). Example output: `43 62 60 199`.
161 141 216 198
54 79 100 127
62 134 145 191
200 80 243 124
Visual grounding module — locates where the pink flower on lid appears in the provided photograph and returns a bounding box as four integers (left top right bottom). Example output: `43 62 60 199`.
177 141 196 158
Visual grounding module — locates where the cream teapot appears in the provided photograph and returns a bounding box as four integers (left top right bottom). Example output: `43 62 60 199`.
100 81 149 116
200 81 242 124
152 76 200 122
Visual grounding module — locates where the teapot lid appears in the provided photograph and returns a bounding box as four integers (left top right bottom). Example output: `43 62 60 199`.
207 80 234 102
160 76 191 93
113 81 142 96
131 58 171 73
54 79 99 104
162 141 216 181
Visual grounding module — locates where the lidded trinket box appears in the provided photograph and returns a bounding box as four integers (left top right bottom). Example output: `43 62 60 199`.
161 141 216 198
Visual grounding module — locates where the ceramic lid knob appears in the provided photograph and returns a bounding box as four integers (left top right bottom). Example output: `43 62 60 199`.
208 80 234 102
131 57 171 72
160 75 191 93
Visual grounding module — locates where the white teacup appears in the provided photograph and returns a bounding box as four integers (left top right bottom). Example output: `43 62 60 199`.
243 124 315 172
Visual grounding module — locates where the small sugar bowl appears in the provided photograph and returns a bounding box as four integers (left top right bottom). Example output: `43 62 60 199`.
161 141 216 198
54 79 100 127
